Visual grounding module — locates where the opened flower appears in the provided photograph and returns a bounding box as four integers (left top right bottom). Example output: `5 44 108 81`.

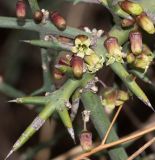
84 51 104 73
72 35 93 58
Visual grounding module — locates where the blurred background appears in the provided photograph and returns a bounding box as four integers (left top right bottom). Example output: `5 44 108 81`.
0 0 155 160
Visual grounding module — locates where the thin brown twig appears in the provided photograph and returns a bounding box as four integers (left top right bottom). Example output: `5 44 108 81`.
102 105 123 145
74 123 155 160
127 137 155 160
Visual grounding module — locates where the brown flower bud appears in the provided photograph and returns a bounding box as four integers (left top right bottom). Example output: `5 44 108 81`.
104 37 122 56
79 131 92 152
129 31 142 55
16 0 26 19
53 68 64 80
126 53 135 63
71 56 83 78
121 18 135 28
136 12 155 34
50 11 66 31
119 0 143 16
33 10 43 24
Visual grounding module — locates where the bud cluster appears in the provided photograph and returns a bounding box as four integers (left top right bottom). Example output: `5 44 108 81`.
15 1 67 30
72 35 104 73
119 1 155 34
53 54 84 79
101 87 129 113
126 31 153 72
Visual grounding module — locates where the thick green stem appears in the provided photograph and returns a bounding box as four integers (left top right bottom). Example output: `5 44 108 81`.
28 0 40 13
81 92 128 160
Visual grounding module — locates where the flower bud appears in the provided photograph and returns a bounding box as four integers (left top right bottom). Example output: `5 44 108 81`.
53 68 64 80
79 131 93 152
16 0 26 19
50 11 66 31
71 56 83 78
129 31 142 55
33 10 43 24
134 54 152 70
104 37 122 56
136 12 155 34
84 52 104 73
121 18 135 28
119 0 143 16
58 55 71 66
126 53 135 63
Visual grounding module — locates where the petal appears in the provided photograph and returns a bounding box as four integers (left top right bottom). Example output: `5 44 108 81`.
84 38 91 47
77 52 85 58
75 38 82 46
71 47 78 53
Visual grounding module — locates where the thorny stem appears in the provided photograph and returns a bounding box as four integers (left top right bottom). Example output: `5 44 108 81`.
75 123 155 160
101 104 123 145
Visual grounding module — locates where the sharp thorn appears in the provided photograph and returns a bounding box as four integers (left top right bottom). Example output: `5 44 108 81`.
20 40 31 43
4 150 14 160
8 99 17 103
67 128 76 144
146 101 155 112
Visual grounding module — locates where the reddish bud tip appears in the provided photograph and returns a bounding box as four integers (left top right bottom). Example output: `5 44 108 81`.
119 0 143 16
50 11 67 31
58 55 71 66
129 31 142 55
79 131 93 152
53 68 64 80
16 0 26 19
33 10 43 24
71 56 83 78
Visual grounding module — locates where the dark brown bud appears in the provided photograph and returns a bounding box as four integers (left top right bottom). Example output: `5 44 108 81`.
53 68 64 80
129 31 142 55
33 10 43 24
119 0 143 16
79 131 92 152
71 56 83 78
16 0 26 19
50 11 66 31
121 18 135 28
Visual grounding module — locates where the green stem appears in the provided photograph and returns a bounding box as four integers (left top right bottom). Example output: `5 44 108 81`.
28 0 40 14
81 92 128 160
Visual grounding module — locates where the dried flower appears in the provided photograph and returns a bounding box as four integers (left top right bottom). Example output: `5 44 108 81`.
104 37 124 65
129 31 142 55
79 131 93 152
33 10 43 24
84 52 104 73
101 87 129 113
121 18 135 28
119 0 143 16
71 56 84 78
41 9 49 24
71 35 93 58
136 12 155 34
134 54 153 72
16 0 26 19
50 11 66 31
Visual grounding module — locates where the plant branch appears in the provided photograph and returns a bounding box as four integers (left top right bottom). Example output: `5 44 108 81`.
75 123 155 159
